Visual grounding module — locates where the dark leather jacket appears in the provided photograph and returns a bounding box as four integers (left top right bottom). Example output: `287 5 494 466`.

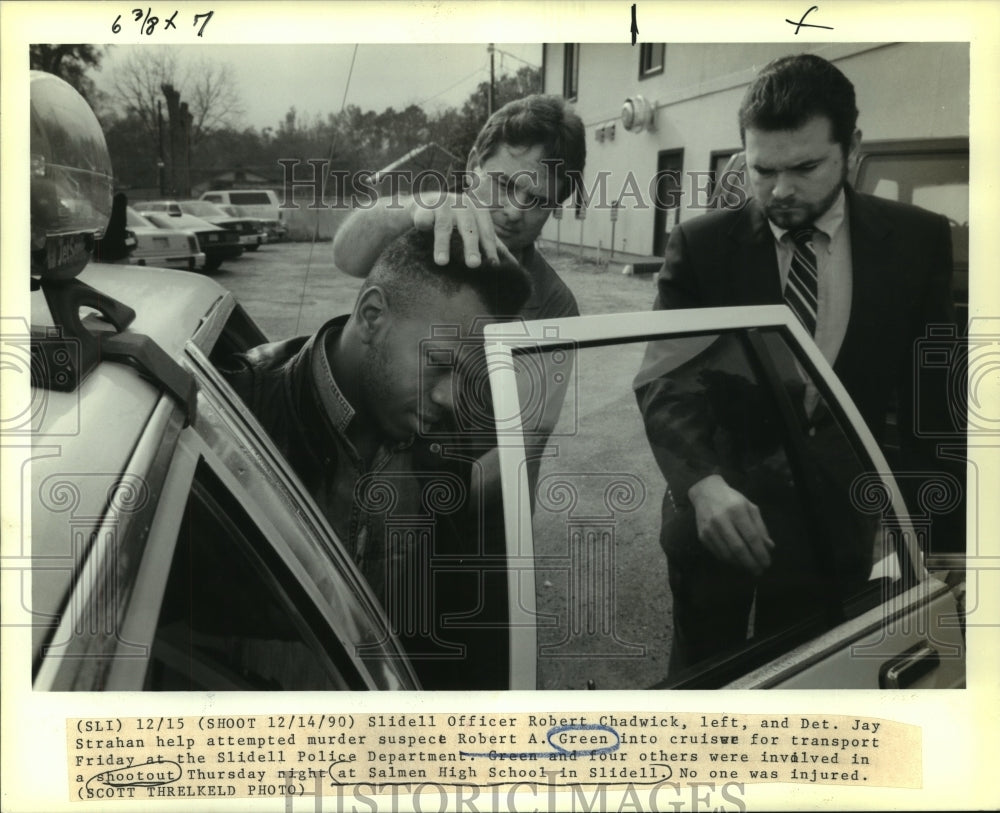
223 322 338 499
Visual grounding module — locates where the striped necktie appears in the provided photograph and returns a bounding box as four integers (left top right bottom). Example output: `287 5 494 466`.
784 226 818 335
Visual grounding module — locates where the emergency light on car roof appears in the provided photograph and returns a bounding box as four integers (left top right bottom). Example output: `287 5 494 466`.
30 71 114 281
29 71 197 424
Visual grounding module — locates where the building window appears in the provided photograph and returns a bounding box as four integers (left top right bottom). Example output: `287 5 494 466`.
706 149 748 209
563 44 579 101
639 43 665 79
709 149 741 193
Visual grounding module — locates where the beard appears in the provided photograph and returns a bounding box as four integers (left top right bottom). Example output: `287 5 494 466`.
763 167 848 229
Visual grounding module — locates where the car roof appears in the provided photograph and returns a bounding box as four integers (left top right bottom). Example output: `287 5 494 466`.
135 200 181 212
143 212 224 231
30 262 230 642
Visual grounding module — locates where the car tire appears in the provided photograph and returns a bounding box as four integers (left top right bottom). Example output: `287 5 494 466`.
203 257 223 273
246 244 259 252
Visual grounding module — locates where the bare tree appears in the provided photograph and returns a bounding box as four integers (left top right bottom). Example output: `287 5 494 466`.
185 55 244 142
161 83 193 196
110 47 243 145
110 47 178 141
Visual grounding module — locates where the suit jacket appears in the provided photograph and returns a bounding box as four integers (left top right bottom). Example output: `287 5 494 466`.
638 185 957 514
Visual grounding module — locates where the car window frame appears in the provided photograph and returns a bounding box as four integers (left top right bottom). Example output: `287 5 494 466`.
32 395 187 691
34 289 419 691
144 451 362 691
485 305 926 690
183 339 421 689
93 408 374 691
55 337 420 691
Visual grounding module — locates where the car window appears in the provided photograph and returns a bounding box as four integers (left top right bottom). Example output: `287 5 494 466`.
229 192 272 205
855 152 968 224
145 461 355 690
495 322 914 689
208 301 268 361
855 150 969 274
202 194 222 202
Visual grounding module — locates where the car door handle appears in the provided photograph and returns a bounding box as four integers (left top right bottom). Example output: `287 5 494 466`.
879 641 941 689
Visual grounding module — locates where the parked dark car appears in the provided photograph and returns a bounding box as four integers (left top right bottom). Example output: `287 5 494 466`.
852 138 969 326
175 199 268 251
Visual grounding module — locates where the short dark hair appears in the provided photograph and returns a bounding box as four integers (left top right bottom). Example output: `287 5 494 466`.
469 94 586 204
366 229 532 318
738 53 859 155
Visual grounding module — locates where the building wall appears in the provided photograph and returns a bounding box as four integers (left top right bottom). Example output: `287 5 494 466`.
541 42 969 257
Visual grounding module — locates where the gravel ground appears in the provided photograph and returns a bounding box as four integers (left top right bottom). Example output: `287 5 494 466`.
212 240 673 690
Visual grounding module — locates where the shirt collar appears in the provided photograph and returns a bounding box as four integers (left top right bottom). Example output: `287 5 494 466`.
309 315 356 435
308 315 415 452
768 187 847 250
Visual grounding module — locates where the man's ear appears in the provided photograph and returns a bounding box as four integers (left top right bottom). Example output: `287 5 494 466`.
355 286 389 344
465 148 480 175
846 128 862 171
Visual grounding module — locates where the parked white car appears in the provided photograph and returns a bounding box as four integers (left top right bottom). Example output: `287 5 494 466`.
125 206 205 271
138 199 265 250
134 205 243 272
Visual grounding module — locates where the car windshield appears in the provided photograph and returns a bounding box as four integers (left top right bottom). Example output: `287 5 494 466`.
228 192 272 205
139 201 181 214
125 207 153 228
144 212 214 231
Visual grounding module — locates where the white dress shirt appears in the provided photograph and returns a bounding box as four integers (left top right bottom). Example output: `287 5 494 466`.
768 188 853 367
768 189 853 417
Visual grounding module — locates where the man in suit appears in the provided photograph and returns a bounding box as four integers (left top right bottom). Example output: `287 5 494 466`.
635 53 960 675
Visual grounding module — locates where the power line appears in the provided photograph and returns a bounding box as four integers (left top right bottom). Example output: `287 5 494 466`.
416 64 489 107
414 47 539 109
339 44 359 113
298 44 359 336
491 47 541 69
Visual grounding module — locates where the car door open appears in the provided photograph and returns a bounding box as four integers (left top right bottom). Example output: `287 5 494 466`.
486 306 965 690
